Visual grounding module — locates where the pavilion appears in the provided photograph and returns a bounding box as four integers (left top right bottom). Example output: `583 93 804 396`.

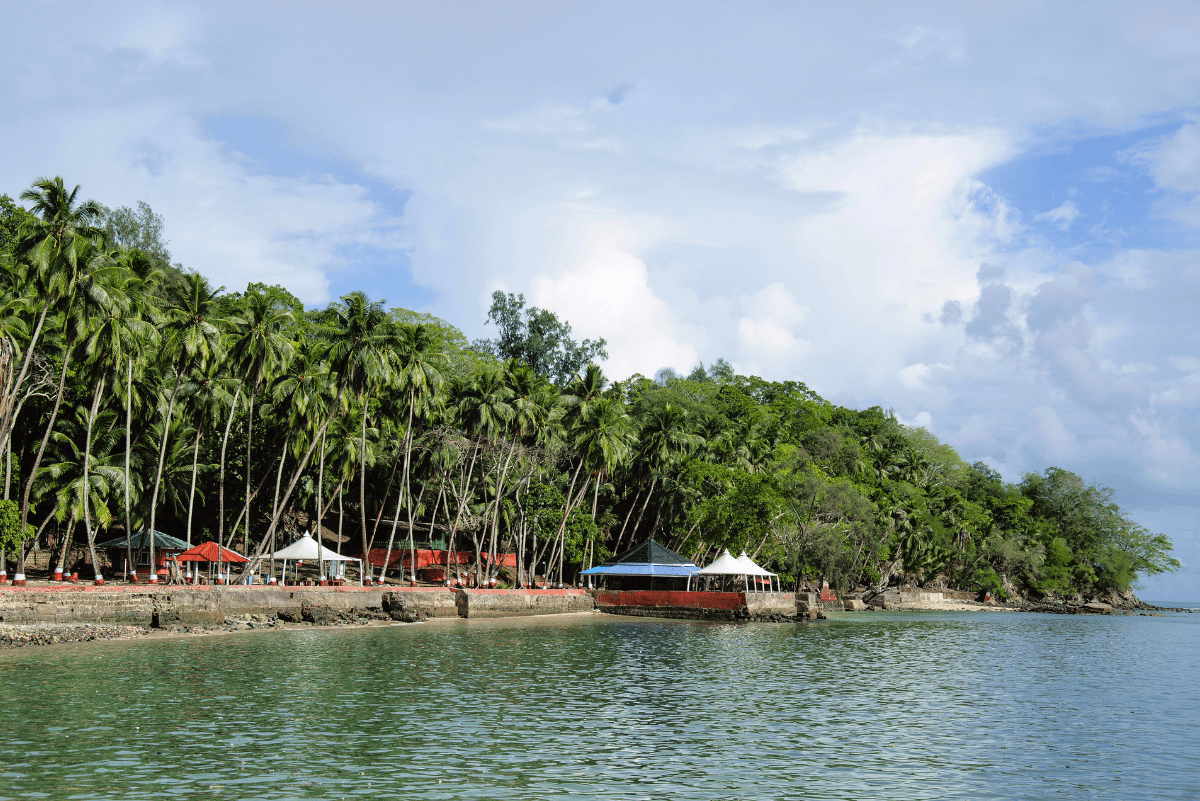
687 549 782 593
579 539 699 591
175 541 249 584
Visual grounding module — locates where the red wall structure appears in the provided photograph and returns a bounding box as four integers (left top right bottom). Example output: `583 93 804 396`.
593 590 748 610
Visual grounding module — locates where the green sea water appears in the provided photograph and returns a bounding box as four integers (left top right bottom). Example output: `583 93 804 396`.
0 610 1196 800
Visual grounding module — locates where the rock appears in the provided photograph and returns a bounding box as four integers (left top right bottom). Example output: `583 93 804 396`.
276 610 302 623
843 599 867 611
382 592 426 623
1080 602 1113 614
301 605 338 625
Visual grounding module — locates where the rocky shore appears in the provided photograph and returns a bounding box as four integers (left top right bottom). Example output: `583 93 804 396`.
837 585 1194 615
0 622 151 648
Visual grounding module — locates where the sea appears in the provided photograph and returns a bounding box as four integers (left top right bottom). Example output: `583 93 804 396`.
0 607 1197 800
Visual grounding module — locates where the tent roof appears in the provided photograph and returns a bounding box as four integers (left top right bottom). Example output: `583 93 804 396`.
697 549 746 575
176 541 249 563
96 530 189 551
734 551 774 577
606 539 696 566
272 532 359 562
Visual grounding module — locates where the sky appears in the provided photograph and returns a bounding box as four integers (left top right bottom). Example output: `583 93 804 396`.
3 1 1200 599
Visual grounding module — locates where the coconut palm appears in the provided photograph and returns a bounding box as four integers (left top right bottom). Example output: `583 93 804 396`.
1 177 103 450
146 273 224 580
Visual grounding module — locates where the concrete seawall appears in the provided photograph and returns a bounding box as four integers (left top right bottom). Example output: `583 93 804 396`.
0 585 591 626
456 589 593 618
594 590 796 620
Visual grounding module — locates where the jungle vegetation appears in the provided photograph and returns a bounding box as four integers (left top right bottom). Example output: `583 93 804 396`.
0 178 1180 597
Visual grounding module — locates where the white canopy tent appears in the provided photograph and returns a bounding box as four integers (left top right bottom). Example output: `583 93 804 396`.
734 551 780 592
272 532 363 585
687 549 781 592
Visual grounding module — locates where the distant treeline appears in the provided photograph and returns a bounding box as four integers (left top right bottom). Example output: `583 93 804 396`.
0 177 1179 595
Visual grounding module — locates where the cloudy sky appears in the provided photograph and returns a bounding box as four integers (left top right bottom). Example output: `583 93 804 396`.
4 1 1200 598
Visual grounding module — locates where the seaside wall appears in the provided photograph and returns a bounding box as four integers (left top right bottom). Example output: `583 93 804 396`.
593 590 796 620
0 585 586 625
455 589 593 618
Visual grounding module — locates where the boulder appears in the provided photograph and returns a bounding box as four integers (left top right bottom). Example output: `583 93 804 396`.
843 599 867 611
382 592 426 623
1080 602 1113 615
301 605 338 625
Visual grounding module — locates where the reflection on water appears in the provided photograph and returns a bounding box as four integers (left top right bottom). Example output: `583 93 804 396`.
0 611 1197 800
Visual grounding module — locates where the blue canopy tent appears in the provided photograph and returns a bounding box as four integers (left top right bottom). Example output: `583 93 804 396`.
580 539 699 591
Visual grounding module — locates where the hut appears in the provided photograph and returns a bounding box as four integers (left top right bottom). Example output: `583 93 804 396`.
96 530 189 582
580 539 699 591
176 541 249 584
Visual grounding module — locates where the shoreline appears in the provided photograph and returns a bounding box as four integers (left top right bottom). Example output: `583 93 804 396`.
3 602 1194 652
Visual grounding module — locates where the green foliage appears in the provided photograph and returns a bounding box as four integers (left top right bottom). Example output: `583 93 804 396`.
0 500 27 552
472 290 608 384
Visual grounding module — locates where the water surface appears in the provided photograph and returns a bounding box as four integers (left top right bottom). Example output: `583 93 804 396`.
0 610 1196 800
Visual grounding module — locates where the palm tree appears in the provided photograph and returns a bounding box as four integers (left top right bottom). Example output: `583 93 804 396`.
394 324 445 583
1 177 103 451
17 240 126 575
147 273 224 582
615 402 704 552
216 288 294 562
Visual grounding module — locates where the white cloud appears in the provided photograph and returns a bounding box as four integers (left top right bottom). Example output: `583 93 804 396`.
1034 200 1081 229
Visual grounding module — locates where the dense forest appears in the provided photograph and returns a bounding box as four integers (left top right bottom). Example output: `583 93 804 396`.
0 177 1180 597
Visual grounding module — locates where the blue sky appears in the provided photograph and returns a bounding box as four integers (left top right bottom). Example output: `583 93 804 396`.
3 1 1200 598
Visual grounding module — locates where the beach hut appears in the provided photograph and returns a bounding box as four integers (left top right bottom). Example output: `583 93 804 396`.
271 531 363 586
175 541 249 584
687 548 780 592
579 539 699 591
96 530 189 582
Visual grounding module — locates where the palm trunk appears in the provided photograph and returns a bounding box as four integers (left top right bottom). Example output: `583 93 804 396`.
0 295 52 448
611 487 642 554
447 440 481 580
548 459 585 584
317 426 327 580
185 427 201 548
125 357 135 577
269 435 288 577
82 375 105 580
406 480 427 585
216 380 244 577
380 477 405 584
359 391 371 582
335 484 344 580
236 386 344 579
624 477 657 550
18 341 73 564
56 512 76 577
486 441 518 581
147 371 183 583
243 394 254 556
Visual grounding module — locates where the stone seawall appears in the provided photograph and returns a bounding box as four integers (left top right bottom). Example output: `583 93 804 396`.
0 585 587 626
455 589 593 618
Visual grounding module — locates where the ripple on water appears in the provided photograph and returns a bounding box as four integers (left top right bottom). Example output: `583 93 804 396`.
0 611 1197 800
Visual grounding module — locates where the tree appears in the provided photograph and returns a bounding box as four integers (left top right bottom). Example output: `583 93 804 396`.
472 291 608 385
